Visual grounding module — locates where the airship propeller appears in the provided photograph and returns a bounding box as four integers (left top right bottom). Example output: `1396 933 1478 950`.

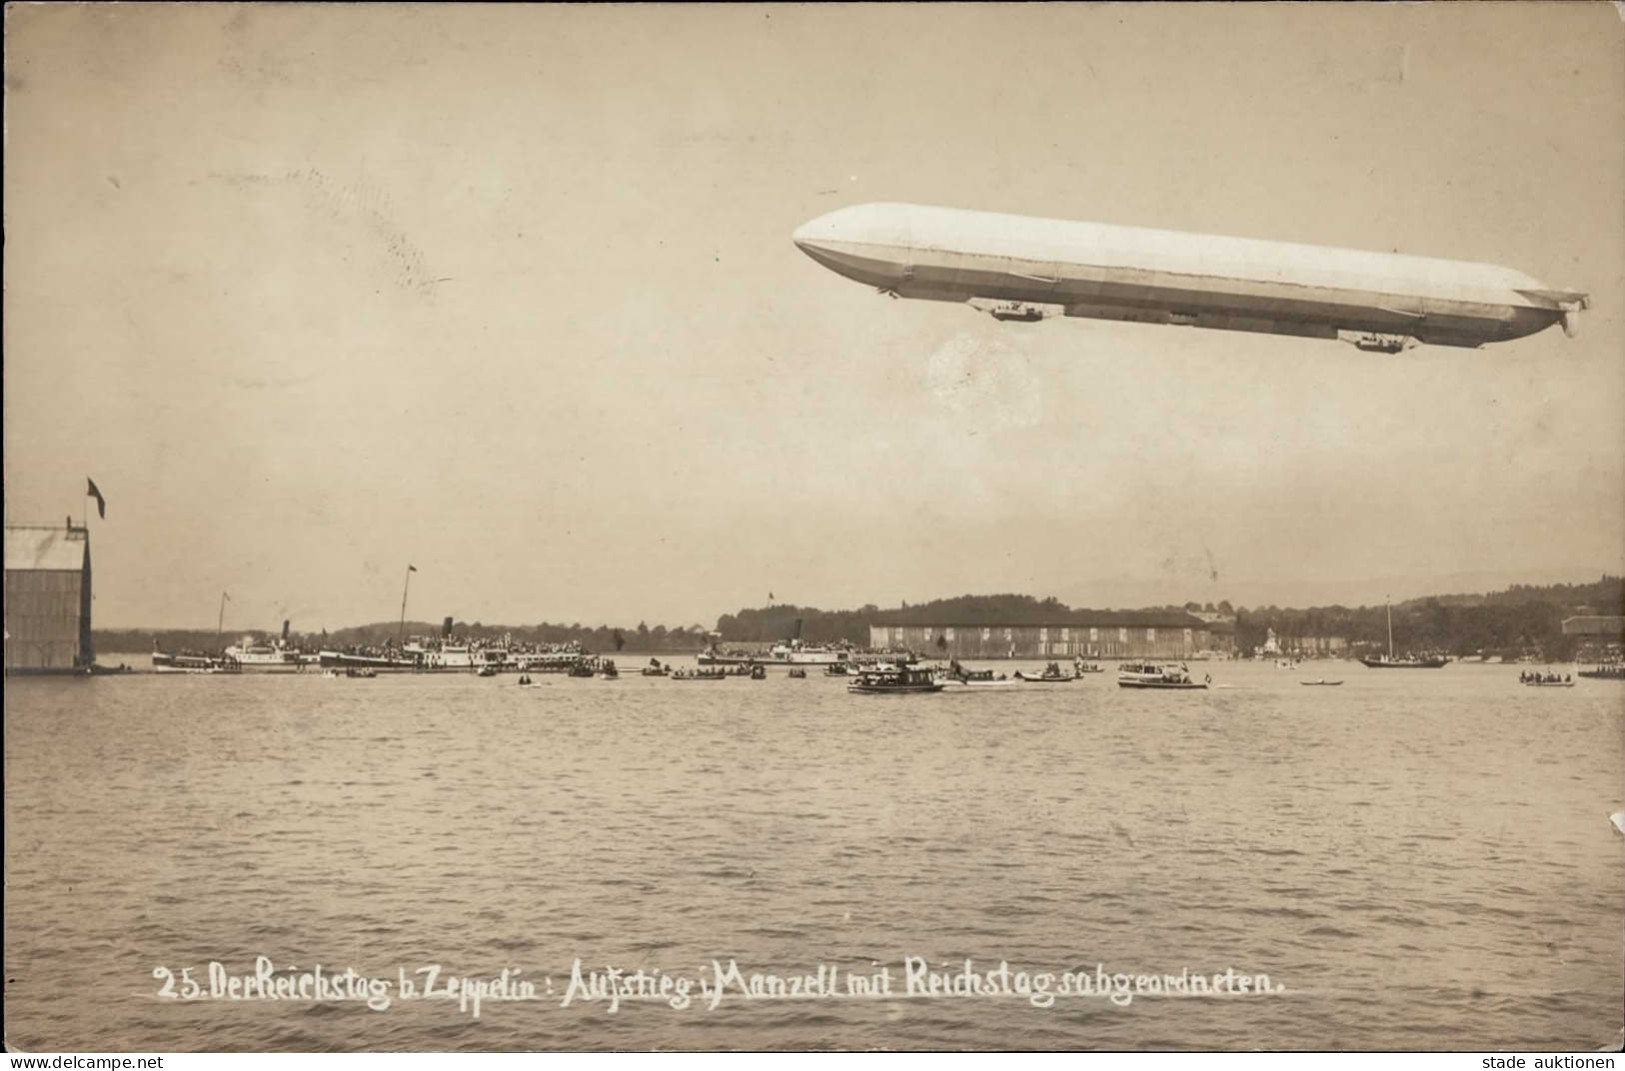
1516 288 1589 339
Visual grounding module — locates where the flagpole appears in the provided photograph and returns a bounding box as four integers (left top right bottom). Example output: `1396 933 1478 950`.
218 592 228 643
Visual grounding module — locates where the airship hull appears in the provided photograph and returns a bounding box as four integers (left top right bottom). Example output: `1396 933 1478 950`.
792 203 1585 350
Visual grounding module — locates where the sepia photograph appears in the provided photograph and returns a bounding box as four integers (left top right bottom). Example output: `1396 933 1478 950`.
4 2 1623 1057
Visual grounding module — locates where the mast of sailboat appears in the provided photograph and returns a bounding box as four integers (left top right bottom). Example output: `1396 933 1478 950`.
1386 598 1394 660
218 591 230 643
397 564 417 645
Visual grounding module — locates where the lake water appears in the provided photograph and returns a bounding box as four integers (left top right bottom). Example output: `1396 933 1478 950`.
4 658 1621 1051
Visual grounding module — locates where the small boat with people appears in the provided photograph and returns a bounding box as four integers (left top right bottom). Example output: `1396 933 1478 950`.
477 664 500 678
345 667 377 679
1578 663 1625 681
1117 661 1209 690
937 666 1019 689
788 668 807 679
641 659 671 677
1360 601 1449 668
671 666 727 681
1360 653 1449 669
1014 661 1077 683
1519 670 1574 687
824 663 851 676
749 664 767 680
848 664 944 694
1072 658 1105 674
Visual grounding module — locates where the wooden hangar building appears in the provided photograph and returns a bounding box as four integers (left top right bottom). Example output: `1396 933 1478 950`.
4 522 94 674
870 610 1233 660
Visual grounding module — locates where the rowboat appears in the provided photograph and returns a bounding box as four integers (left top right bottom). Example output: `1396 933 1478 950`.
1015 662 1077 683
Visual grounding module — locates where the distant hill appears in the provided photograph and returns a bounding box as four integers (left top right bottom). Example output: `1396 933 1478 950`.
1060 567 1617 616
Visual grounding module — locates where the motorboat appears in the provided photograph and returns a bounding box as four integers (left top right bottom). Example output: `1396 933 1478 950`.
934 662 1017 689
1072 659 1105 674
1300 679 1344 686
848 665 944 694
1117 662 1208 690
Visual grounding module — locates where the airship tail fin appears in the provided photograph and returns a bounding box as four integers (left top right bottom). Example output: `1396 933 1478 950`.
1516 288 1590 309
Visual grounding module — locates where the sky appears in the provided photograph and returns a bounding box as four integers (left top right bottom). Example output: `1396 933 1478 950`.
5 4 1624 631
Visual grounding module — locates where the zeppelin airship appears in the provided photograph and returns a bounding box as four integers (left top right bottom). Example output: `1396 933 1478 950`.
792 202 1588 352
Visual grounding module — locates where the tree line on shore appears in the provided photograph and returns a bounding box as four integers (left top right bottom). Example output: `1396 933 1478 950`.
96 576 1621 660
94 619 716 656
719 577 1621 660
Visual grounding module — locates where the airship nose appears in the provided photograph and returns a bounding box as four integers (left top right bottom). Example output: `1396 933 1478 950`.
794 203 908 249
792 204 909 287
792 214 835 255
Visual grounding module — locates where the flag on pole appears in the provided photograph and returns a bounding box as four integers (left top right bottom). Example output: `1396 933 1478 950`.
86 478 106 519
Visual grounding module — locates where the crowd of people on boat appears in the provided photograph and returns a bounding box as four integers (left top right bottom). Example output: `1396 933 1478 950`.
1519 670 1571 684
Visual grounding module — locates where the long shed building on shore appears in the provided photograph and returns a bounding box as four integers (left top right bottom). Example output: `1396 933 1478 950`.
870 610 1233 660
4 523 94 674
